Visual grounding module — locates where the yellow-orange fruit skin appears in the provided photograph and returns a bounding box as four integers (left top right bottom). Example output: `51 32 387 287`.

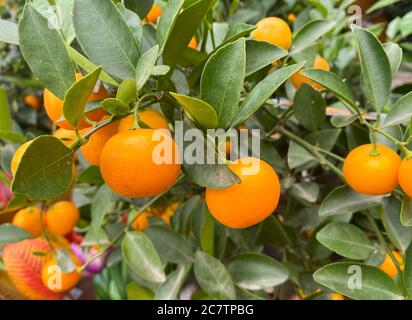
12 207 44 237
379 251 403 278
3 239 62 300
343 144 401 196
46 201 80 236
100 129 181 198
81 121 119 166
399 159 412 198
205 158 281 229
11 141 33 176
24 95 41 111
188 37 198 49
251 17 292 50
291 56 330 90
41 255 82 293
146 4 162 23
131 212 149 231
118 109 169 132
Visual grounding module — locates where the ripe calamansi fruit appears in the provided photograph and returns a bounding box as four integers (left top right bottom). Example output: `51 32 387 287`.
81 120 119 166
11 140 33 176
251 17 292 50
379 251 403 278
330 293 344 300
188 37 198 49
398 158 412 197
131 212 149 231
146 4 162 23
291 56 330 89
44 73 107 130
46 201 80 236
53 128 76 147
100 129 181 198
287 13 297 23
12 207 44 236
205 157 281 229
118 109 169 132
41 255 82 293
343 144 401 196
24 95 41 111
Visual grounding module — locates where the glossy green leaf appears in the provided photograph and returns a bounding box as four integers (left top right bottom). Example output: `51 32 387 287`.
200 209 214 256
135 45 159 92
63 67 102 128
0 19 19 45
170 93 217 129
245 40 288 76
290 181 319 203
0 87 12 132
232 62 304 127
0 224 32 247
353 27 392 112
91 184 113 232
291 20 335 54
201 38 246 129
73 0 140 80
118 3 143 51
156 0 185 52
383 42 402 78
316 222 375 259
194 251 236 300
293 83 326 132
126 282 154 300
19 4 75 98
12 136 74 201
155 264 191 300
146 226 194 264
319 186 383 217
383 92 412 127
314 262 404 300
122 231 166 284
401 198 412 227
124 0 154 19
404 243 412 298
102 98 130 116
227 253 289 290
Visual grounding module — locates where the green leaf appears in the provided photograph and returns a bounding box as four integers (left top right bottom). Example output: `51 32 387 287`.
291 20 335 54
19 4 75 99
170 93 218 129
245 40 288 76
232 62 304 127
225 23 255 43
77 165 104 185
194 251 236 300
152 65 170 76
126 282 154 300
201 38 246 129
135 45 159 92
155 264 191 300
124 0 154 19
404 243 412 298
0 224 32 247
156 0 185 53
162 0 214 68
293 83 326 132
118 3 143 52
227 253 289 290
67 47 119 86
383 92 412 127
200 209 214 256
63 67 102 128
12 136 74 201
367 0 401 14
0 19 19 45
122 231 166 284
56 248 76 273
256 215 293 247
145 226 194 264
0 87 12 132
316 222 375 260
331 114 357 128
313 262 404 300
290 181 319 203
319 186 383 217
73 0 140 80
91 184 113 232
101 98 130 116
300 69 358 110
383 42 402 78
353 27 392 112
401 198 412 227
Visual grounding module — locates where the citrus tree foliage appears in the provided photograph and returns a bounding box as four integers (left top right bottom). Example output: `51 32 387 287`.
0 0 412 301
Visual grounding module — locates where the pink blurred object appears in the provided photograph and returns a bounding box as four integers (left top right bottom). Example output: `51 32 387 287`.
0 171 12 208
71 243 107 275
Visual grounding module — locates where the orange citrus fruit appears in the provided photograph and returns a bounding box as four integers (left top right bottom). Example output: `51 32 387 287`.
118 109 169 132
343 144 401 196
146 4 162 23
81 120 119 166
205 157 281 229
52 128 76 147
398 158 412 198
12 207 44 236
100 129 181 198
251 17 292 50
131 212 149 231
11 140 33 176
379 251 403 278
43 73 107 130
24 95 41 111
41 255 82 293
188 37 198 49
330 293 344 300
288 13 297 22
291 56 330 90
46 201 80 236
